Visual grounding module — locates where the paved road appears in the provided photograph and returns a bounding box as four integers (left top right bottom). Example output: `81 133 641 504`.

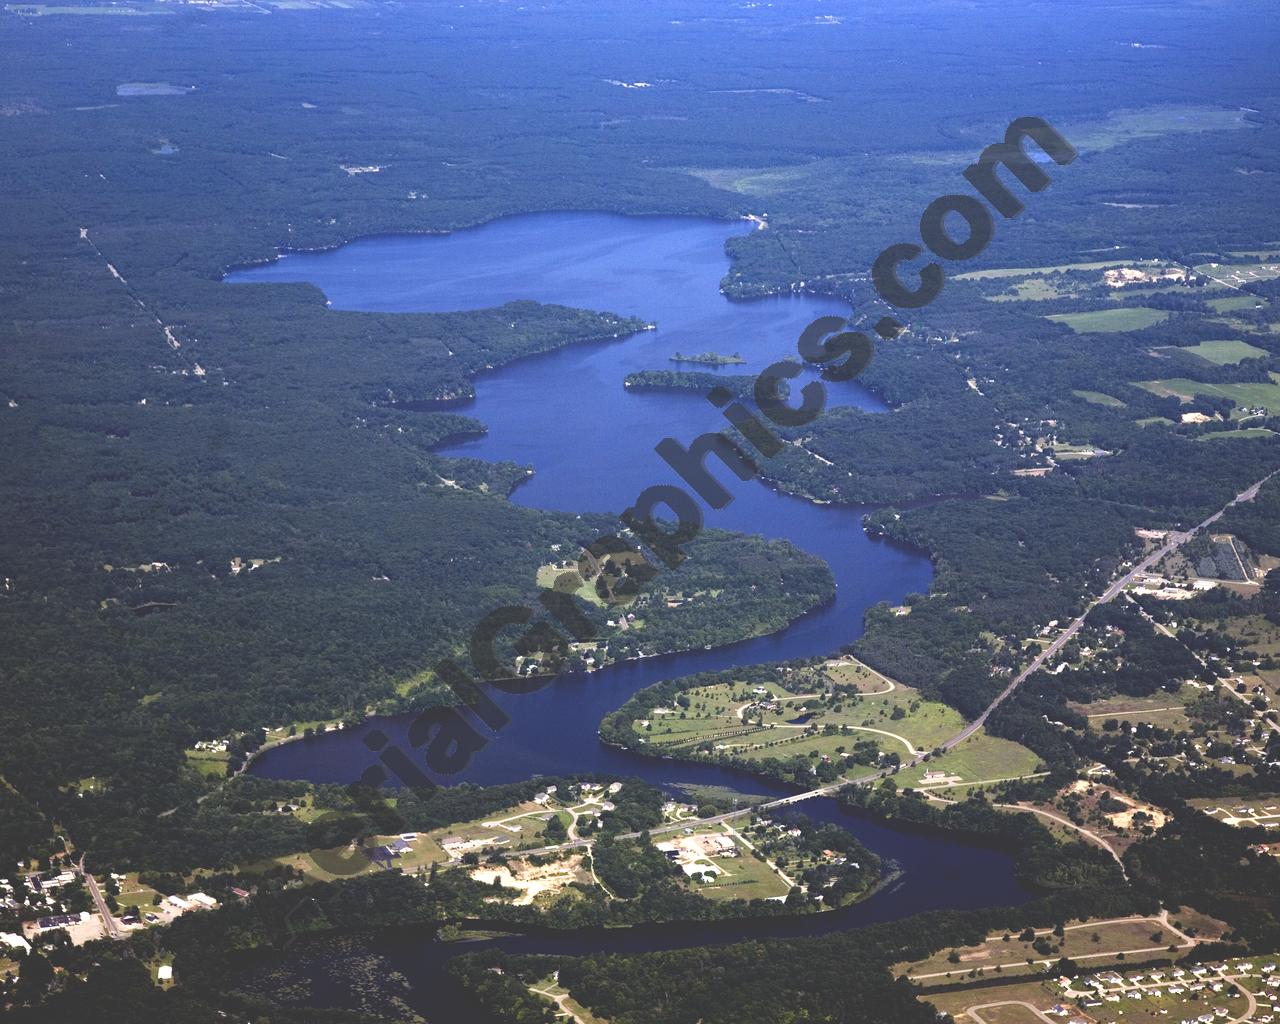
967 1000 1056 1023
77 854 123 941
507 468 1279 861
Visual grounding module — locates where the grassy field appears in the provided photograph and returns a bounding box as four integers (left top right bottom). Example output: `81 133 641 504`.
634 669 968 775
925 980 1057 1022
262 797 586 882
1047 307 1170 333
985 277 1070 302
1133 372 1280 412
1208 294 1266 313
895 731 1042 789
529 974 611 1024
1072 389 1127 407
1197 427 1277 440
675 826 792 902
184 747 229 778
1070 688 1194 732
1162 338 1270 364
956 260 1138 280
897 916 1187 984
535 563 607 607
115 874 163 909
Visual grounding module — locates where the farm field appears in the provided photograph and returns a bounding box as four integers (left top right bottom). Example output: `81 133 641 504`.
1161 338 1270 364
1207 294 1266 313
1047 307 1170 332
1198 427 1277 440
1133 372 1280 413
956 259 1148 280
1072 389 1127 407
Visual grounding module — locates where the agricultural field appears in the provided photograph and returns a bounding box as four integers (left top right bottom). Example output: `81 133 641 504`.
1072 389 1127 407
1047 307 1170 333
1198 427 1278 440
1207 294 1267 313
956 260 1151 281
1134 372 1280 413
1159 338 1270 365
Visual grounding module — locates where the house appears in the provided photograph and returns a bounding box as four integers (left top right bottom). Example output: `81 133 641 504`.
157 965 173 982
187 893 217 909
0 932 30 955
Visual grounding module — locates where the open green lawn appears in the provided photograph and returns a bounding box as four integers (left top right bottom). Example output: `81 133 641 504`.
184 747 229 778
897 916 1184 983
1047 307 1170 333
1071 688 1194 732
1161 338 1270 364
637 673 967 773
1072 389 1127 407
956 260 1135 280
896 731 1042 789
1208 294 1266 313
1133 372 1280 412
686 835 791 902
1197 427 1276 441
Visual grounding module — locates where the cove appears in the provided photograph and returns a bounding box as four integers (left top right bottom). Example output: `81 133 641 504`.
226 213 1030 1014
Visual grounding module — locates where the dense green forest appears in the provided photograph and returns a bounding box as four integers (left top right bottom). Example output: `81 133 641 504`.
5 0 1280 1019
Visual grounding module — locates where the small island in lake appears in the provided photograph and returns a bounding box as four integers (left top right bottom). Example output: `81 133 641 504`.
670 350 746 366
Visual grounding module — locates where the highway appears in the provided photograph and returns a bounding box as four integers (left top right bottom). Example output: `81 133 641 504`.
508 467 1279 860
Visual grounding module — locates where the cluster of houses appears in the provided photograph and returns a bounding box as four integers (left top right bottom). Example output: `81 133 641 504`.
0 868 84 945
1057 959 1279 1022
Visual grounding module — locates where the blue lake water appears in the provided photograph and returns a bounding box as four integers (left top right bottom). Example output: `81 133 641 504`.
226 212 1028 1017
231 213 933 792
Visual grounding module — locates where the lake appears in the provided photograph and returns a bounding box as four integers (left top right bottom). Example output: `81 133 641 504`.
226 212 1028 1017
